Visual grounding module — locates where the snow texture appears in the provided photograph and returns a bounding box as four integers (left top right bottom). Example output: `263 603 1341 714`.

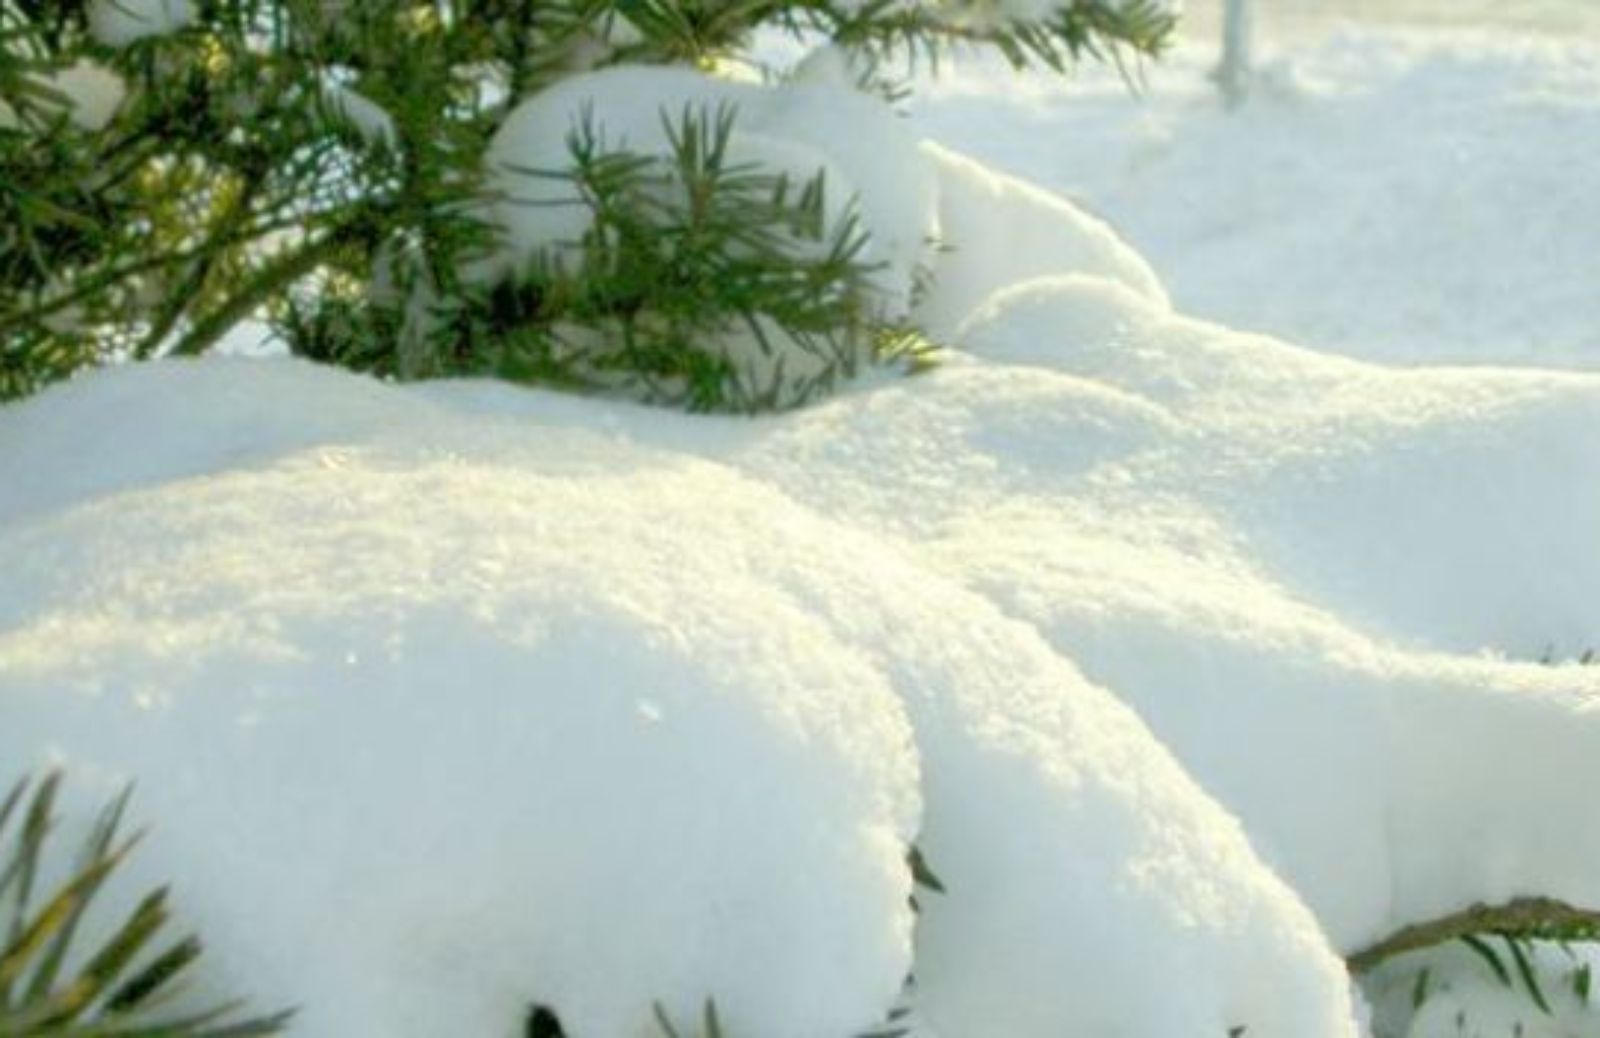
0 362 922 1038
479 256 1600 973
0 355 1355 1038
912 141 1169 338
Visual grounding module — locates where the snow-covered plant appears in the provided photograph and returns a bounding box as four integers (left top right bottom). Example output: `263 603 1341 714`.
0 770 293 1037
0 0 1175 410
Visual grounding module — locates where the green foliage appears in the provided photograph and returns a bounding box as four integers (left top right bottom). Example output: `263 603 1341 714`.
1 0 1172 410
0 770 292 1037
306 101 932 409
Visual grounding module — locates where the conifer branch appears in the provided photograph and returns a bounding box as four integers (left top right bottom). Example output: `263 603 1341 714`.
171 216 375 358
1 0 1175 407
134 161 271 359
1348 897 1600 973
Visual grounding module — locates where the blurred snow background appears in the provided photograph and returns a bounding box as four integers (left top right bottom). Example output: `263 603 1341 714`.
1181 0 1600 39
911 0 1600 368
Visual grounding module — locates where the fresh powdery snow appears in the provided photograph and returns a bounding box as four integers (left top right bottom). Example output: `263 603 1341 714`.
6 16 1600 1038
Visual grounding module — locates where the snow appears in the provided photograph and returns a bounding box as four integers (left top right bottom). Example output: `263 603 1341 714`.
481 64 942 401
0 358 1357 1038
1364 940 1600 1038
0 362 923 1038
319 79 397 149
912 143 1169 339
853 279 1600 952
87 0 194 46
7 8 1600 1038
0 60 125 132
478 264 1600 967
912 17 1600 369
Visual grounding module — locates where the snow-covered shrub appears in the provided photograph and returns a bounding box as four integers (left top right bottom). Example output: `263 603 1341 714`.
0 0 1176 409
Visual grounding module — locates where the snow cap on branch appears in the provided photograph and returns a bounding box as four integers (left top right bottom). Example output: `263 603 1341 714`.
486 64 940 322
0 60 125 131
88 0 195 46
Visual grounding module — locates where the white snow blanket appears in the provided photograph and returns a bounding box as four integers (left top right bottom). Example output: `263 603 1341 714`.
913 25 1600 370
5 60 1600 1038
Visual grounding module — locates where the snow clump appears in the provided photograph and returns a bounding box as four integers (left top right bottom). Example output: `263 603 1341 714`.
319 77 398 149
0 59 124 131
486 65 939 307
88 0 195 46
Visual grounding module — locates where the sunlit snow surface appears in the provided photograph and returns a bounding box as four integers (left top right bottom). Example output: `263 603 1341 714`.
6 12 1600 1038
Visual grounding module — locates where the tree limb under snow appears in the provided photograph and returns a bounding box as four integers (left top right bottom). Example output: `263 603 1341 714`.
1348 897 1600 973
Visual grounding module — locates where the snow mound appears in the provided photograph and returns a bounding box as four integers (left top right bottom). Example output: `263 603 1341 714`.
0 364 918 1038
0 358 1357 1038
914 143 1170 338
705 274 1600 960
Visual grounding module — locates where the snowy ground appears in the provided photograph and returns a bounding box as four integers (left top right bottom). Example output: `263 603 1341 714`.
1180 0 1600 40
912 8 1600 368
6 9 1600 1038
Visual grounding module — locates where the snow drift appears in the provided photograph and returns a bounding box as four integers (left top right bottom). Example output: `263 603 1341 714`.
0 356 1355 1038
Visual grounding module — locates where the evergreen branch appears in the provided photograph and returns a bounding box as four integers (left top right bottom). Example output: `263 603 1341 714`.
0 212 329 332
170 216 375 357
1 0 1169 407
133 161 271 360
0 770 293 1036
1348 897 1600 974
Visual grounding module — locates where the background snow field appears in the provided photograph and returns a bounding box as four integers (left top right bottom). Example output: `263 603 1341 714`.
914 15 1600 369
6 8 1600 1038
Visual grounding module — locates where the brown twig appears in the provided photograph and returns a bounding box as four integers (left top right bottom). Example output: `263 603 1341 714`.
1348 897 1600 973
